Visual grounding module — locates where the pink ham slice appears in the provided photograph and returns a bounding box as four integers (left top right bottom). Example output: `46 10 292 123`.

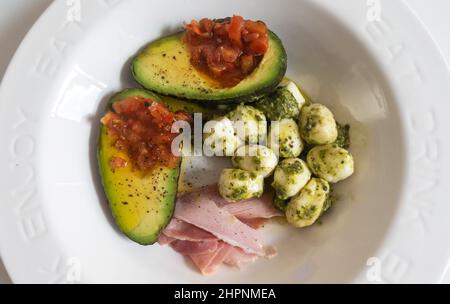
189 243 259 274
163 218 216 242
170 239 218 255
223 245 258 269
221 195 282 219
179 185 282 219
158 233 176 245
189 242 232 275
239 218 267 229
174 193 269 257
158 185 280 275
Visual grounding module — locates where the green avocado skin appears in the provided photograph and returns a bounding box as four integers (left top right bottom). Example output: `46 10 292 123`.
98 89 180 245
108 88 162 106
131 30 287 104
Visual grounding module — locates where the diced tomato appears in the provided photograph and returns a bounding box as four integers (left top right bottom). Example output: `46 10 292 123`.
209 63 227 77
244 20 267 35
112 97 146 114
100 112 117 125
199 18 214 34
130 120 146 135
220 45 241 63
248 37 269 55
149 102 170 121
190 46 203 63
204 45 221 67
183 16 269 87
228 15 244 48
101 97 190 172
213 22 227 37
185 20 202 36
109 156 128 170
243 32 260 43
174 111 193 124
240 54 254 75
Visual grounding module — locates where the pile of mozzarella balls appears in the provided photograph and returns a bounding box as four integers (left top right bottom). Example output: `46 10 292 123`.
203 81 354 228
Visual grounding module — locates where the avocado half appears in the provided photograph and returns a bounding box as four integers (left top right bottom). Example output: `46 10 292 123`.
132 31 287 104
98 89 181 245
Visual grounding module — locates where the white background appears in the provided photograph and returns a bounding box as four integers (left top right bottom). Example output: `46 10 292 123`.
0 0 449 284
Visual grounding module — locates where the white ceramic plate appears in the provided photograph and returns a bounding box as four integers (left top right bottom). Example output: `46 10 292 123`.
1 0 450 283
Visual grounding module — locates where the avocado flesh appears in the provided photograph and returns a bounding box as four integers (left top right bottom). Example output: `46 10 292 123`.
98 89 181 245
132 31 287 104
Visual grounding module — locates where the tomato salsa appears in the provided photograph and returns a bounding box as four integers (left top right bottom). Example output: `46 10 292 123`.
183 15 269 87
101 97 190 172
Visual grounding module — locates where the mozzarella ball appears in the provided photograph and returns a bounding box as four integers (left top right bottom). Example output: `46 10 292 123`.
203 117 242 156
285 178 331 228
268 118 304 158
228 105 267 144
218 169 264 202
272 158 311 200
232 145 278 178
284 80 307 111
299 103 338 145
307 144 354 183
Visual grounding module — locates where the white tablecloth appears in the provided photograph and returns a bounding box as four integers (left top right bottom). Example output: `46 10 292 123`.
0 0 449 284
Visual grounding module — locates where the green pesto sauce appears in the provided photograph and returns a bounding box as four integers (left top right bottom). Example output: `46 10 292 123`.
230 186 248 200
233 156 243 165
249 172 258 179
254 190 264 198
281 160 304 175
229 104 266 122
253 155 262 165
321 182 334 215
296 205 318 220
273 196 288 212
335 122 351 149
254 87 300 121
272 182 288 200
234 170 248 181
319 149 327 160
303 115 317 133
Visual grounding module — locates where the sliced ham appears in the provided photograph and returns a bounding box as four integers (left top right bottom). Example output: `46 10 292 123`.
158 185 280 275
158 233 176 245
163 218 216 242
180 185 282 219
170 239 218 255
174 192 269 257
239 218 267 229
222 194 282 219
223 245 258 269
189 242 232 275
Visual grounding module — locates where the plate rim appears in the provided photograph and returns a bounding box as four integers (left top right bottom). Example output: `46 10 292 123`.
1 0 450 283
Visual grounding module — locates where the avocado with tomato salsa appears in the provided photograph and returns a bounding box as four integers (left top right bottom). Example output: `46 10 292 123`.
98 89 192 245
132 16 287 104
113 88 221 119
